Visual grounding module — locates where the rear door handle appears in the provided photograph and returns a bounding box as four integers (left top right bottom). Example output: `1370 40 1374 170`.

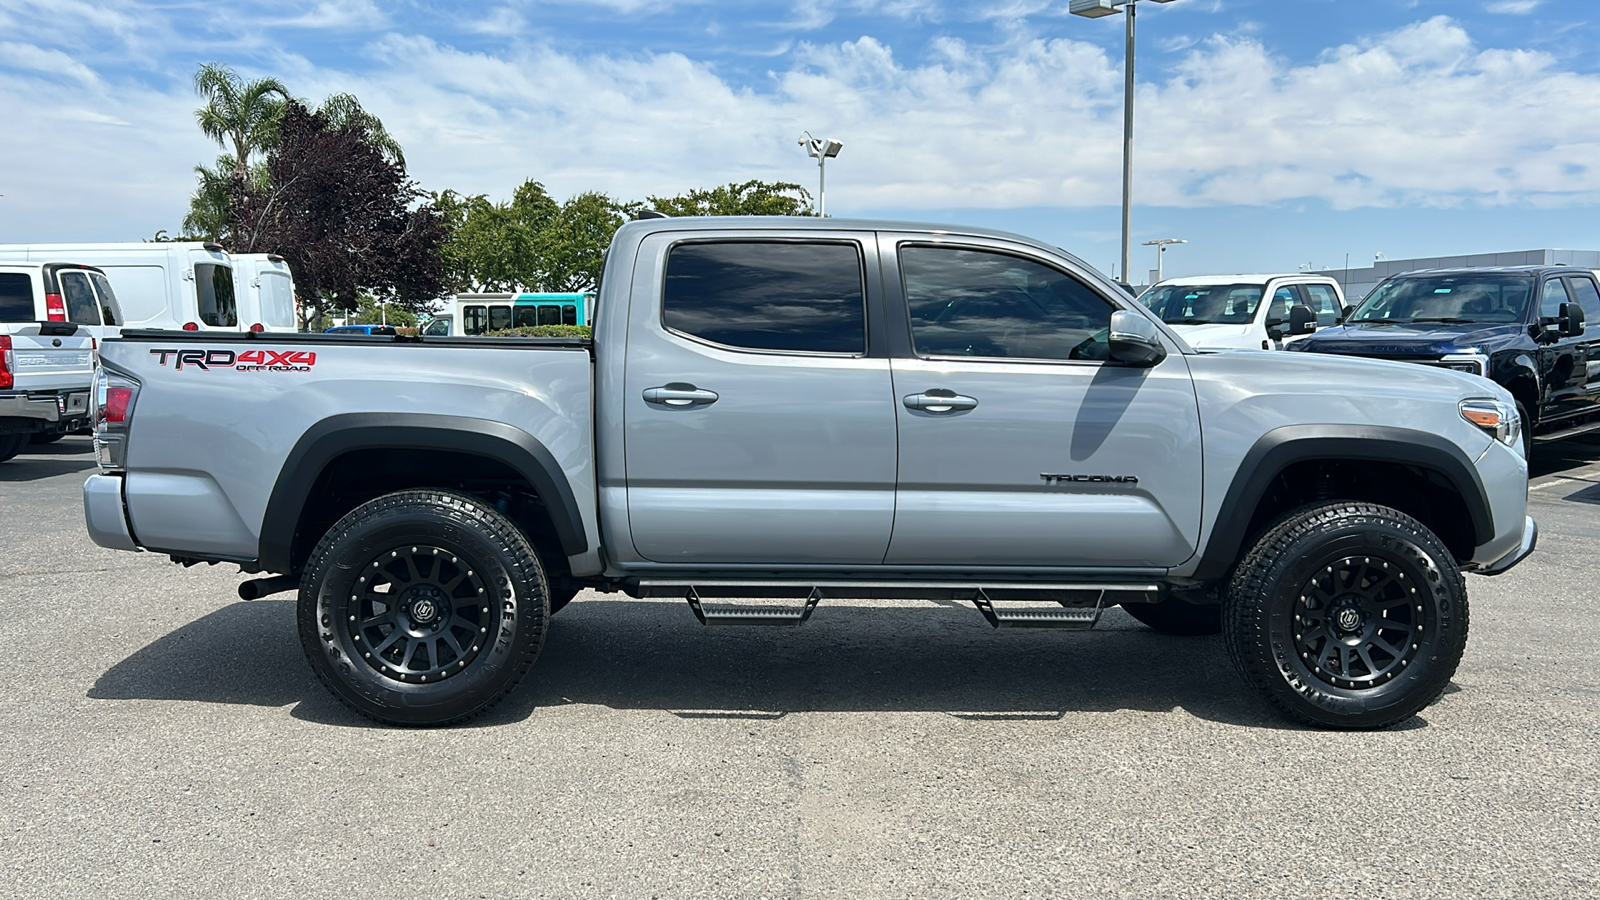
644 384 720 407
903 390 978 413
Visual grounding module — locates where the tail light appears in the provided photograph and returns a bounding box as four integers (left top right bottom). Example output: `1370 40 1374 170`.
0 335 12 389
45 293 67 322
182 322 199 331
250 323 265 333
93 366 141 472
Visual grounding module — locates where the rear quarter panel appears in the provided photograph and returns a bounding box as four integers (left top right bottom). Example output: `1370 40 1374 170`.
103 337 597 570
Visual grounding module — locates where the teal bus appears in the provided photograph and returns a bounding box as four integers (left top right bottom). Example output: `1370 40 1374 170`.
450 292 591 335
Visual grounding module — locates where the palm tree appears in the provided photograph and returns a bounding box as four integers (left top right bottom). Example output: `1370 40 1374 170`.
192 63 290 181
317 92 406 166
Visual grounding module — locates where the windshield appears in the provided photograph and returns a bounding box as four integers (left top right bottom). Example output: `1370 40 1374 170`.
1348 274 1533 324
1140 283 1264 325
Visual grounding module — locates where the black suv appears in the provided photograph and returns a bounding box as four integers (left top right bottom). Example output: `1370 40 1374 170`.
1290 266 1597 454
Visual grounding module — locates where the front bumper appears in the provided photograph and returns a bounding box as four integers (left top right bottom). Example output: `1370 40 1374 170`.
0 390 91 432
1474 515 1537 576
83 474 139 552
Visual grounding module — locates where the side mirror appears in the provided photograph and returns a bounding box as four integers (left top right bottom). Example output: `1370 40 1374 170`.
1108 309 1168 368
1289 304 1317 335
1561 301 1586 337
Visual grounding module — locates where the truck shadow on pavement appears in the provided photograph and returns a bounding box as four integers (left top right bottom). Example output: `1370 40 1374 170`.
90 597 1370 731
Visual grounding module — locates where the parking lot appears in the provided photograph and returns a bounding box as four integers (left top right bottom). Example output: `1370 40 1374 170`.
1 435 1596 898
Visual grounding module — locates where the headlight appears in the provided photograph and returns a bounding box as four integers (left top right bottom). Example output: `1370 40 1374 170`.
1460 399 1522 456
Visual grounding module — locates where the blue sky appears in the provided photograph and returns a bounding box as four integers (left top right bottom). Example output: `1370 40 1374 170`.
3 0 1600 280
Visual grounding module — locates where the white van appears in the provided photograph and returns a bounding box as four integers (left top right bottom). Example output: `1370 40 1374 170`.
232 253 298 333
0 242 239 332
1138 274 1347 350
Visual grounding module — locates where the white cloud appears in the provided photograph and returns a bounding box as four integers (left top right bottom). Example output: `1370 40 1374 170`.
0 41 101 85
1485 1 1542 14
278 0 387 30
5 13 1600 242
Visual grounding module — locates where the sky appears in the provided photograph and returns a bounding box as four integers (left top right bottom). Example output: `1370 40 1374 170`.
3 0 1600 280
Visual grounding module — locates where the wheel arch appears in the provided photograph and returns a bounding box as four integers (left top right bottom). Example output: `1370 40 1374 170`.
259 413 588 574
1191 425 1493 581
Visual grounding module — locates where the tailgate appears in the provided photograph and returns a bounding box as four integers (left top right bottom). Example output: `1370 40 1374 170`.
1 325 94 392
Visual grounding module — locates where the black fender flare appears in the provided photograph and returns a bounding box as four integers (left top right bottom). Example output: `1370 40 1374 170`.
259 413 587 573
1190 425 1493 581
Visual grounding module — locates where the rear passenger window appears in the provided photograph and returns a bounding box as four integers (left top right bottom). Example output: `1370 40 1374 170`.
59 270 102 326
562 304 577 326
663 242 866 354
0 273 35 321
1564 277 1600 321
463 306 487 335
488 305 512 332
195 263 237 327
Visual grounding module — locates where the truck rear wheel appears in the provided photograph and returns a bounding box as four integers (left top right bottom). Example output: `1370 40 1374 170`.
1223 501 1468 729
298 490 550 726
0 433 27 462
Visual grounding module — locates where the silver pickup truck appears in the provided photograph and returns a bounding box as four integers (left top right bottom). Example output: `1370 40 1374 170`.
83 217 1536 729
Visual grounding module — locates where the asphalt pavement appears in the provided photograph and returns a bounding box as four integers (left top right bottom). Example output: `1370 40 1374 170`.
1 435 1596 898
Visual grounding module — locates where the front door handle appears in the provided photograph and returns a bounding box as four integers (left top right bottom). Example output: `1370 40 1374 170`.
903 390 978 413
644 384 720 407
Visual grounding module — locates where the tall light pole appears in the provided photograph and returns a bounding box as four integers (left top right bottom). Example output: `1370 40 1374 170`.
798 131 843 216
1142 237 1185 284
1070 0 1178 282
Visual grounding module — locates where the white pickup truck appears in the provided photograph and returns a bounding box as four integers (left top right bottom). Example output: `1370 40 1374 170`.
1140 274 1347 350
83 217 1534 729
1 263 96 460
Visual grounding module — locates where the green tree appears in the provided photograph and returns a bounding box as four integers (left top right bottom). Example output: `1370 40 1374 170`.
230 101 445 329
540 191 629 292
646 180 815 217
317 93 405 166
192 63 290 181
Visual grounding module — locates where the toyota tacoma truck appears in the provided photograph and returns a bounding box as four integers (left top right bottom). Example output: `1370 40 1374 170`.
83 217 1536 729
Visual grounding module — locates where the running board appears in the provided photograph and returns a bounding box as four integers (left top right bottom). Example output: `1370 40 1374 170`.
685 586 822 626
639 580 1161 628
1534 418 1600 442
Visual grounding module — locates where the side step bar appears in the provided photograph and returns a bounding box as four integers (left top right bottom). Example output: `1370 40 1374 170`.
640 580 1162 629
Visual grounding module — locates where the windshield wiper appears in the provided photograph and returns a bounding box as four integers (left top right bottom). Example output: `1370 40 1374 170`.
1407 317 1477 324
1165 317 1216 325
1350 319 1412 325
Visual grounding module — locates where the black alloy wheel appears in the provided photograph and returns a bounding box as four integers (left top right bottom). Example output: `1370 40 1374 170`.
1224 501 1468 729
298 490 549 726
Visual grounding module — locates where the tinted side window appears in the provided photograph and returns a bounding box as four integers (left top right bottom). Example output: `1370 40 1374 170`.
88 272 121 325
1564 276 1600 321
562 304 577 326
0 273 33 321
195 263 237 327
513 306 538 328
487 305 512 332
537 305 561 326
463 306 486 335
900 245 1114 361
663 242 866 354
59 270 102 325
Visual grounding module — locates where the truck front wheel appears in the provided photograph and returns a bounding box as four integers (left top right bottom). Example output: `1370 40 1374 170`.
1223 502 1468 729
298 490 550 726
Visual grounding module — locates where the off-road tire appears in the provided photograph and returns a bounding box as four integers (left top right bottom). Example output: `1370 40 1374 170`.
1515 401 1532 460
1120 597 1222 635
298 489 549 726
0 433 27 462
1223 501 1468 729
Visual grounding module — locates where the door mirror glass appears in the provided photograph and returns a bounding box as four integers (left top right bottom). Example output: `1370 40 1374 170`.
1108 310 1167 368
1560 301 1586 337
1289 304 1317 335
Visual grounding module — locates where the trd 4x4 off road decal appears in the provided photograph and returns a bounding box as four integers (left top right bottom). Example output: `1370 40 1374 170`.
149 348 317 372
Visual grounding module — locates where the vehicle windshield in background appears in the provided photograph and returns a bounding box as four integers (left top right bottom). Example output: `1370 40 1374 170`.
1347 275 1533 325
1140 284 1263 325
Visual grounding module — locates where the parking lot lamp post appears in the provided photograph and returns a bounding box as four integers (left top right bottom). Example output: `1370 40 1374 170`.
1142 237 1185 284
798 131 843 216
1070 0 1178 283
